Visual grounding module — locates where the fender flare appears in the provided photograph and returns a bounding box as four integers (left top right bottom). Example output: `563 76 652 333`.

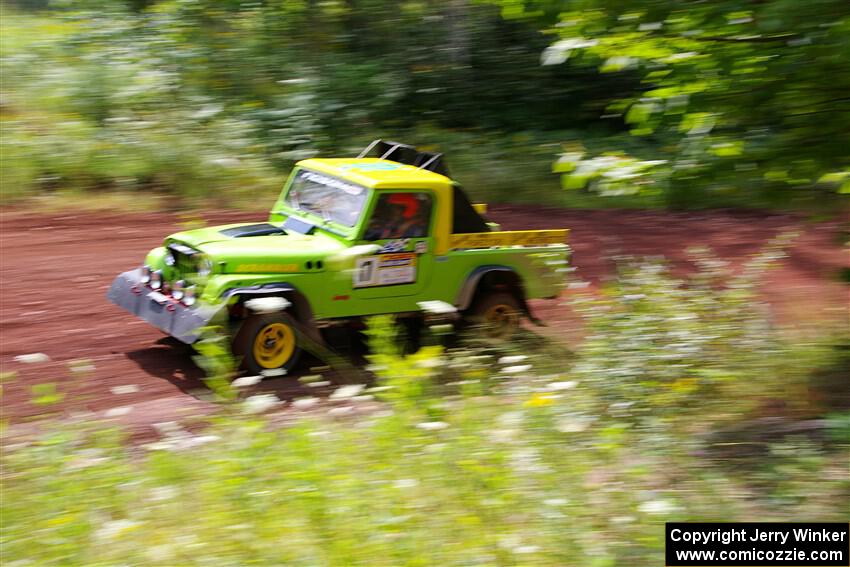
455 265 542 325
224 283 323 343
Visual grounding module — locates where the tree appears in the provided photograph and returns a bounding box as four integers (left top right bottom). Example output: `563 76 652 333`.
497 0 850 205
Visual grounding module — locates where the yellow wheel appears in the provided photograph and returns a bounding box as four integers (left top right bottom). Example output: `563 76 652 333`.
234 313 302 374
465 291 522 338
252 322 296 369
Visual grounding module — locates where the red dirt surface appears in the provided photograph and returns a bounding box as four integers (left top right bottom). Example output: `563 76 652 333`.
1 207 847 438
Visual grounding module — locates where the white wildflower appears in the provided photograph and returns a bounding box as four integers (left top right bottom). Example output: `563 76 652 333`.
638 499 675 515
104 406 132 418
328 406 354 416
292 397 319 410
95 519 140 540
498 411 524 426
150 486 178 502
415 357 444 369
231 375 262 388
307 380 332 388
209 157 239 168
416 421 449 431
329 384 365 400
547 380 578 391
489 429 517 443
513 545 540 555
638 21 662 31
543 498 569 507
110 385 139 395
153 421 183 437
242 394 281 414
146 544 175 562
14 353 49 364
65 449 108 470
502 364 533 374
261 367 287 377
69 361 95 373
498 355 528 364
394 478 419 489
556 417 590 433
177 435 220 449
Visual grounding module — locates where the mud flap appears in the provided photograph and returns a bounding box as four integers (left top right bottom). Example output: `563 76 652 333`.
106 269 225 344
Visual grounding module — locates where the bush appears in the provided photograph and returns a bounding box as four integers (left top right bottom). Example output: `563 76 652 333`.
2 249 848 565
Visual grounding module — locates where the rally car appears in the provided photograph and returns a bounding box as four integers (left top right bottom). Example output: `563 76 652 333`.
108 140 570 372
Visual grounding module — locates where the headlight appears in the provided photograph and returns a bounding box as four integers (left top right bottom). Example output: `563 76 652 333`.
140 265 152 284
150 270 163 290
172 280 185 300
183 285 197 306
196 257 212 277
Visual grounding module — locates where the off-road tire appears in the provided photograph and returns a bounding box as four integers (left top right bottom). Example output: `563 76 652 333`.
463 291 522 339
233 312 302 374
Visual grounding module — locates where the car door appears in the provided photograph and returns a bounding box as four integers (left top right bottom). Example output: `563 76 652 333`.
349 191 435 301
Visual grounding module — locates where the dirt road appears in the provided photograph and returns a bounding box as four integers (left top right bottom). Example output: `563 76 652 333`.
1 207 846 438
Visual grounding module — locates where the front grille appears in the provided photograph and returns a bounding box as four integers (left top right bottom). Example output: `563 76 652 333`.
167 243 199 281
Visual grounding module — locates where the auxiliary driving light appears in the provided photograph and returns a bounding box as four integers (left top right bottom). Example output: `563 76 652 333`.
196 256 212 278
140 265 152 284
172 280 186 300
150 270 163 290
183 285 197 306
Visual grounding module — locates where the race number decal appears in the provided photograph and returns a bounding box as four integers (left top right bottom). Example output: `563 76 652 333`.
353 253 417 288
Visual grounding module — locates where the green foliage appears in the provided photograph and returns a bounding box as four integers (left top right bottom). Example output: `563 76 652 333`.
3 252 848 565
30 382 65 406
1 2 646 206
192 327 238 402
570 235 799 417
5 1 845 208
506 0 850 207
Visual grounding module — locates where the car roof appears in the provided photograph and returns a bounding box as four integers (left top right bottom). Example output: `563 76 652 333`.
295 158 453 192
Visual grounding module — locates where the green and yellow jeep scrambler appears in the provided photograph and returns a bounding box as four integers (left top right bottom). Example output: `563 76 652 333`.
108 141 569 373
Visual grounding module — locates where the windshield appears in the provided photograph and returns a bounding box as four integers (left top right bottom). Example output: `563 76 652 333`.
285 169 369 227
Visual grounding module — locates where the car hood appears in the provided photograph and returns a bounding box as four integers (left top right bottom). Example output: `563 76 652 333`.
166 222 349 272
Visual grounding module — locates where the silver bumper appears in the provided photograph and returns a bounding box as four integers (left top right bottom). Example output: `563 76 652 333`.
106 269 224 344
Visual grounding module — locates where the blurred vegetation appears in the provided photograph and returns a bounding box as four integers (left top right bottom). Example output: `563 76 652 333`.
2 0 847 208
3 253 848 565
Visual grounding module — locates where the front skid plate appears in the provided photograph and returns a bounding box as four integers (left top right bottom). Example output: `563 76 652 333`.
106 269 223 344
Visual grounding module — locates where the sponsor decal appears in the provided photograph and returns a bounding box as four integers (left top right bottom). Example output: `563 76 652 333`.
235 263 299 273
414 240 428 254
299 171 364 195
338 162 404 172
449 229 568 249
378 238 410 253
353 253 417 288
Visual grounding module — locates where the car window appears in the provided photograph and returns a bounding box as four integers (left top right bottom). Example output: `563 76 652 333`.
285 169 369 227
363 192 433 241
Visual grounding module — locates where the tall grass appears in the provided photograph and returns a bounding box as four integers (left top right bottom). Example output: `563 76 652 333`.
2 249 848 565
